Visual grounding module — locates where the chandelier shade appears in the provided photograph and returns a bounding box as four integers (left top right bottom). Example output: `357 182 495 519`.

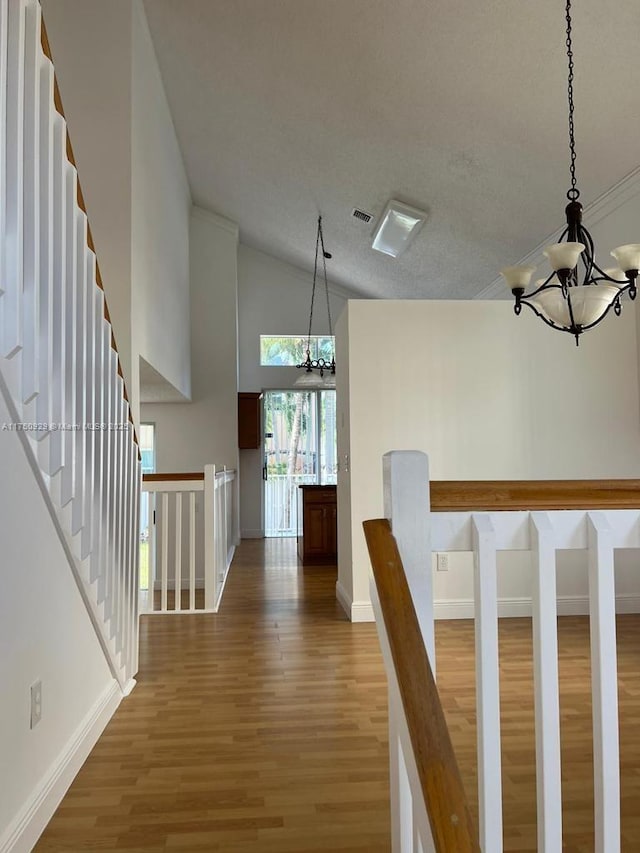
501 0 638 345
295 216 336 384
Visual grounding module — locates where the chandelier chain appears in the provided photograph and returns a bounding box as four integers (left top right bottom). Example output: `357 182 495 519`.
305 217 321 352
565 0 579 201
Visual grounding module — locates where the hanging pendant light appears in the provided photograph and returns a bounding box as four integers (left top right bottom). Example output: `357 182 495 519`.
500 0 639 345
295 215 336 386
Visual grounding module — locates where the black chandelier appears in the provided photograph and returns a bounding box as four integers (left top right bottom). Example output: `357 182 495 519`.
295 215 336 386
501 0 640 345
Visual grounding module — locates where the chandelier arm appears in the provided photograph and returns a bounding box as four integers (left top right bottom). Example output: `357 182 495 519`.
522 274 563 300
577 224 595 284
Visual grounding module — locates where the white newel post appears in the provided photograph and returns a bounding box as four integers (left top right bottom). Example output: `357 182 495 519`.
472 512 503 853
382 450 434 666
587 512 620 853
204 464 216 610
530 511 562 852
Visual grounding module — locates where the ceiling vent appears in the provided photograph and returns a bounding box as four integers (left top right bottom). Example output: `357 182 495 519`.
351 208 373 224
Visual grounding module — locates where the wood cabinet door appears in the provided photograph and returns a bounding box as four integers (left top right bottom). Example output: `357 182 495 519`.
304 504 327 556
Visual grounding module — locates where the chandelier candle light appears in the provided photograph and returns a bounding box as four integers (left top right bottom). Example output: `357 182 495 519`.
295 215 336 387
501 0 640 345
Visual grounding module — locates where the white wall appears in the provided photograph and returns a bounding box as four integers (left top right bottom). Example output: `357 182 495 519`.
141 208 239 473
237 245 352 537
131 1 191 417
0 394 116 849
338 299 640 619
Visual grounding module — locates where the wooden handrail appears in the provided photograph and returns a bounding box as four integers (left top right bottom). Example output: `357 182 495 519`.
142 470 236 482
430 479 640 511
40 16 138 448
143 472 204 482
363 518 480 852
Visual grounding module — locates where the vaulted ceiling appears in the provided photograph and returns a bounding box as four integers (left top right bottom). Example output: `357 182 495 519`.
142 0 640 300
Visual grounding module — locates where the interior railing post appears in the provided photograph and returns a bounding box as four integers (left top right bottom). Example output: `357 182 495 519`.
530 511 562 851
382 450 434 666
204 464 216 610
471 511 503 853
587 511 620 853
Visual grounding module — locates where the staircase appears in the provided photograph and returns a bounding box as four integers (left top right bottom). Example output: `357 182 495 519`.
0 0 140 690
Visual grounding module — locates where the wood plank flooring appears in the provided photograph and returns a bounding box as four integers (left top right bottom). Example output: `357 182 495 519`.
37 539 640 851
36 540 390 852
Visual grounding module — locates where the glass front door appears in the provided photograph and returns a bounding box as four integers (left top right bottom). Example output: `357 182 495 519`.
263 390 336 537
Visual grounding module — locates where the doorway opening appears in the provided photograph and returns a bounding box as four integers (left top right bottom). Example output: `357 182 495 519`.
263 390 336 537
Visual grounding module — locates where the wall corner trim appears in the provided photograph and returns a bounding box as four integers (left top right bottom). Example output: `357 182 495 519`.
0 680 123 853
191 205 240 241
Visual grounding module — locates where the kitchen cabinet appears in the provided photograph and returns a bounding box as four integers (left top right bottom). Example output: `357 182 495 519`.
297 485 337 564
238 392 262 449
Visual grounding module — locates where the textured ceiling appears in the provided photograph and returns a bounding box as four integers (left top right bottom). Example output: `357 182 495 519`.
142 0 640 300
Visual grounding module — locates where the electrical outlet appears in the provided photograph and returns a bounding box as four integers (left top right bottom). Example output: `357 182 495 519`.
30 680 42 729
436 553 449 572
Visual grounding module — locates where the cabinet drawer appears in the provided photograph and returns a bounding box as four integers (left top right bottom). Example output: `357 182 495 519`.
303 489 336 504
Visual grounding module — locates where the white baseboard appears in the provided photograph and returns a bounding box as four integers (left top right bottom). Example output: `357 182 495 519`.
241 529 264 539
0 680 122 853
335 580 375 622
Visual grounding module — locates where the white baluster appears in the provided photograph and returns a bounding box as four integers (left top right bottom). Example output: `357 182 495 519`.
71 209 87 536
472 512 503 853
204 464 215 610
189 490 196 611
20 0 40 406
587 512 620 853
46 112 67 475
131 452 141 672
161 491 169 611
149 490 156 612
1 0 25 362
174 489 182 611
0 0 8 302
90 313 106 590
115 389 126 639
34 53 54 432
59 164 77 506
80 250 97 558
530 511 562 852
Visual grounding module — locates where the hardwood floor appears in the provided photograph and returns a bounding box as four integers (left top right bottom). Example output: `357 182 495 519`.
36 540 391 852
37 539 640 851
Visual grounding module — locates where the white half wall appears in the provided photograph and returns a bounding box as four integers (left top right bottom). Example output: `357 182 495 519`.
0 394 118 851
141 208 239 473
338 299 640 619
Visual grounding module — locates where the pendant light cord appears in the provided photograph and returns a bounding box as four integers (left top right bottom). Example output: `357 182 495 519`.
305 215 333 355
565 0 579 201
305 217 321 355
319 221 334 340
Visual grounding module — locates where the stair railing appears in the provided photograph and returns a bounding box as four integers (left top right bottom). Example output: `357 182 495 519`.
0 0 140 690
366 450 640 852
141 466 238 613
